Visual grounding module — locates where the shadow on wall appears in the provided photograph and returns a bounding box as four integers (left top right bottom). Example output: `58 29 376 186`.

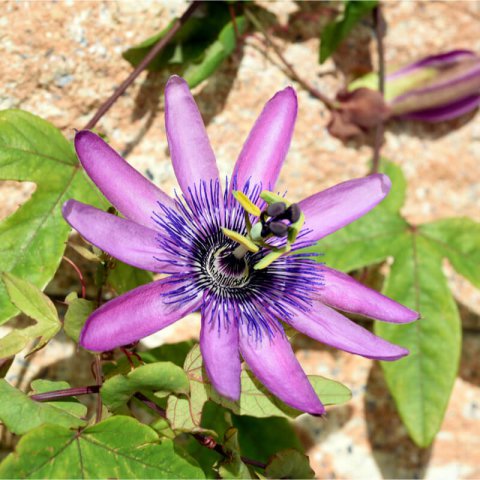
119 42 245 161
365 363 433 480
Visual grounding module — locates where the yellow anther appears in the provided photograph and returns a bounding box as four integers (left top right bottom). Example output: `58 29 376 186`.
232 191 261 216
260 190 291 207
254 245 291 270
221 228 259 253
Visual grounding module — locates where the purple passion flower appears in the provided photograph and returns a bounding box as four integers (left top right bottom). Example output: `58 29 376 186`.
63 76 418 415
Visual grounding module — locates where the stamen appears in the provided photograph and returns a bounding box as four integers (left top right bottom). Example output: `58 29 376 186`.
269 221 289 237
266 202 286 217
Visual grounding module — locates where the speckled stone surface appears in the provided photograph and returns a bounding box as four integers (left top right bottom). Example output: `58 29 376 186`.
1 1 480 478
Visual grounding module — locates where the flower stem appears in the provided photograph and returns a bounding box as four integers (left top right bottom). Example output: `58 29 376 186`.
371 4 386 175
83 1 202 131
30 385 100 401
245 8 336 110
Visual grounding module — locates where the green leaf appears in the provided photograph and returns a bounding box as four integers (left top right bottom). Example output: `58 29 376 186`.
306 209 407 273
265 449 315 479
108 260 153 295
166 345 351 432
309 160 470 447
0 272 61 357
63 293 94 342
122 3 246 87
0 416 205 479
419 217 480 288
182 16 246 88
0 379 86 435
320 0 378 63
375 232 461 447
141 340 196 367
0 110 108 324
101 362 190 412
217 428 254 479
232 415 303 466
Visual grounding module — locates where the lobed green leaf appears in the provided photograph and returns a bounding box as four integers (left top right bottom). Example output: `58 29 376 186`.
0 110 108 325
0 416 205 479
375 232 461 447
122 3 246 88
0 272 61 358
167 344 350 433
101 362 190 412
0 379 86 435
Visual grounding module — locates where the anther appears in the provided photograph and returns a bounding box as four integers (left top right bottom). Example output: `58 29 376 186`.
287 203 301 223
269 221 289 237
266 202 286 218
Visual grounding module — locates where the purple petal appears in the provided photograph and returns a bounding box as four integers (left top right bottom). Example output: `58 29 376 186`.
231 87 297 192
164 76 219 198
388 49 475 80
79 278 201 351
239 324 325 415
62 200 173 273
319 266 419 323
400 94 480 122
200 305 241 401
286 302 409 360
297 174 391 244
75 131 174 228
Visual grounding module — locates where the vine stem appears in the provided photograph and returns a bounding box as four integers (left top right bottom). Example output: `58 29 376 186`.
371 4 386 174
83 1 202 131
32 386 266 470
245 8 337 110
62 256 86 299
30 385 100 401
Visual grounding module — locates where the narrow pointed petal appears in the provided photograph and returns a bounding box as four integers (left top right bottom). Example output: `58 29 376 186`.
231 87 297 192
165 76 219 197
75 130 174 227
287 302 408 360
298 174 391 244
239 324 325 415
200 306 241 401
62 200 174 273
79 279 201 351
319 266 419 323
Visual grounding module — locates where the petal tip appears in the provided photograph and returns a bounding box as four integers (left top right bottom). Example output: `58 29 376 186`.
273 85 298 109
306 401 326 416
165 75 189 93
215 385 241 402
377 173 392 195
74 129 96 149
61 198 76 219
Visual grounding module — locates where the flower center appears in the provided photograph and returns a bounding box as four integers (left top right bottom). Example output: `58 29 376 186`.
205 246 250 289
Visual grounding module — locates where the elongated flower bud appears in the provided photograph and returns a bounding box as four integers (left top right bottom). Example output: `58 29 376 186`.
329 50 480 139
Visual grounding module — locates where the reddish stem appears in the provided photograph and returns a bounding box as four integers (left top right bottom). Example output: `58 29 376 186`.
62 256 86 299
